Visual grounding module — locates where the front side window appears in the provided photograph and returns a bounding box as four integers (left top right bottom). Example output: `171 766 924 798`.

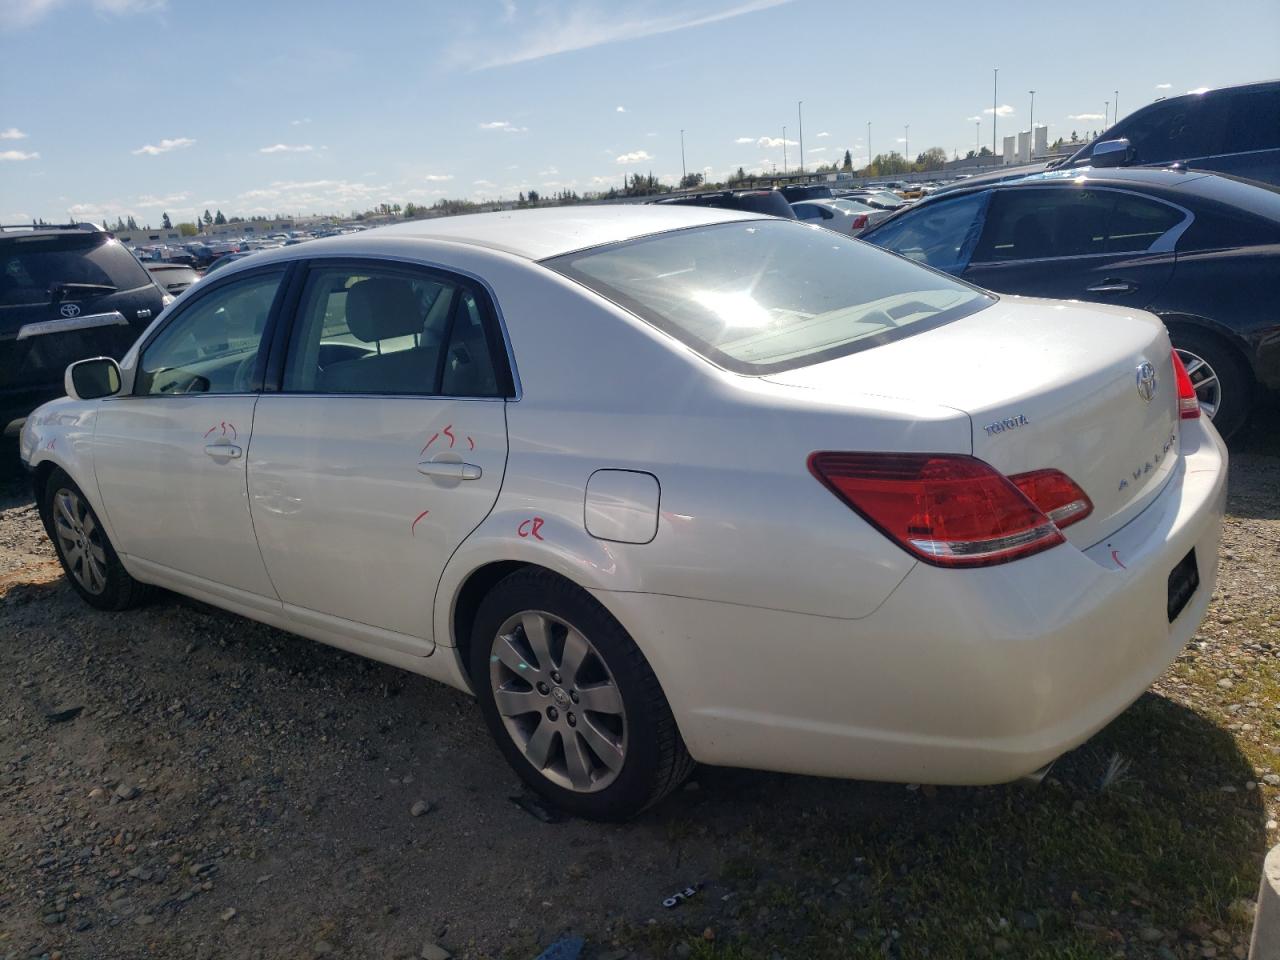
547 219 992 375
972 188 1183 262
866 192 988 272
284 265 505 397
1114 97 1218 164
137 270 283 395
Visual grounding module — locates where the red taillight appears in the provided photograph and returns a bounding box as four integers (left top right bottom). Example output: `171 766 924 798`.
808 452 1065 568
1171 349 1201 420
1009 469 1093 529
851 214 869 229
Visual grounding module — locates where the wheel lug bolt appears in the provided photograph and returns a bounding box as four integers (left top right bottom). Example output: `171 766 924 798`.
536 682 549 695
550 671 562 684
567 713 576 727
570 691 579 704
547 707 559 721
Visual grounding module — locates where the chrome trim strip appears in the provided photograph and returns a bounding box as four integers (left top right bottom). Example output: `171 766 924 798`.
16 311 129 340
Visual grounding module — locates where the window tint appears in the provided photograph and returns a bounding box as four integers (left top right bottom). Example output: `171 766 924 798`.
1222 88 1280 154
1116 97 1219 164
138 271 283 395
793 204 822 220
548 219 992 376
284 265 504 397
0 235 153 306
867 192 988 272
972 189 1182 262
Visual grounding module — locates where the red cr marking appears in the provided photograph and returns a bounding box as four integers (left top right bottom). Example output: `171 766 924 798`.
442 425 456 448
419 432 439 456
410 510 430 536
517 517 545 541
466 436 475 450
203 421 238 441
1110 549 1126 570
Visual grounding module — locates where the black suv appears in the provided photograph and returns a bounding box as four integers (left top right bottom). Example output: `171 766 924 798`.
1057 80 1280 186
1 224 168 435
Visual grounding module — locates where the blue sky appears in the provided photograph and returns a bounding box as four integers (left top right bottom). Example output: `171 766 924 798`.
1 0 1277 225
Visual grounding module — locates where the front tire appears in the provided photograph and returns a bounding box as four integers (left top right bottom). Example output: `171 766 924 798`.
1171 330 1253 439
470 568 693 821
43 468 148 611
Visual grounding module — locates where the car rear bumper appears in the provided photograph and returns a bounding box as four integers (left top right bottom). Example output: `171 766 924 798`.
597 417 1228 784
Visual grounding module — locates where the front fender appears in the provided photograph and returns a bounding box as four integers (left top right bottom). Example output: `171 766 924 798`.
20 400 110 539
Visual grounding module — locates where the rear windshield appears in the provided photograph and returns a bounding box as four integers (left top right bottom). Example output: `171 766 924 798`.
546 219 993 375
0 235 153 306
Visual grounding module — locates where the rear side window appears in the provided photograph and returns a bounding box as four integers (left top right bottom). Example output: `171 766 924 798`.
547 219 992 376
0 235 153 306
283 265 506 397
1221 87 1280 154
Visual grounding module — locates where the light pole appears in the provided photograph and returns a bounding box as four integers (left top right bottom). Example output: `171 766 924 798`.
975 119 981 158
1029 90 1035 158
992 67 999 159
1114 89 1119 125
680 129 686 184
867 121 871 172
1104 100 1110 130
782 125 788 174
904 124 909 165
797 100 804 174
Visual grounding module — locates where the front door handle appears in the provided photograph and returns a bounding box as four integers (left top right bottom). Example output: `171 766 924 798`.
417 460 482 481
1086 278 1137 294
205 443 242 460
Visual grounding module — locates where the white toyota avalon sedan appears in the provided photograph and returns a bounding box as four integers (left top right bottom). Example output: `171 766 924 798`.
19 206 1227 820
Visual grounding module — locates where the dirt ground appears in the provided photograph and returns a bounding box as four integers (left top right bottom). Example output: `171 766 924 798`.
0 404 1277 960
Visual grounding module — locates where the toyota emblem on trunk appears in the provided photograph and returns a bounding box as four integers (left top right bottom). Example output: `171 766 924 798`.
1135 361 1157 402
59 303 81 318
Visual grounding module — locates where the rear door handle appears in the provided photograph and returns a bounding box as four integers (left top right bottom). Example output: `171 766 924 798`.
1086 278 1138 294
205 443 242 460
417 460 482 481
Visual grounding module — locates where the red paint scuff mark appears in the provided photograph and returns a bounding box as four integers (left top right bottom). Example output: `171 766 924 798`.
1110 549 1126 569
420 432 439 456
411 510 431 536
442 425 456 448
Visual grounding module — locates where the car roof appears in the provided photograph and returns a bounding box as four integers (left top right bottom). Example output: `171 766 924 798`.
361 204 760 260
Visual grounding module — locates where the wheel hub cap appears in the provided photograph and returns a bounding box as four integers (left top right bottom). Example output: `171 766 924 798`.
489 610 627 794
52 488 108 596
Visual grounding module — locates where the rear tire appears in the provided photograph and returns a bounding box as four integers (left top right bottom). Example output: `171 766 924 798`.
470 568 694 821
43 468 149 611
1170 329 1253 439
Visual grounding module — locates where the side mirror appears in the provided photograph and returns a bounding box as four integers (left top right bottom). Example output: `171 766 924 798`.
1090 138 1132 168
65 357 123 401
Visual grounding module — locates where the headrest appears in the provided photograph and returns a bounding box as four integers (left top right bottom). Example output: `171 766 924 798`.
345 278 424 342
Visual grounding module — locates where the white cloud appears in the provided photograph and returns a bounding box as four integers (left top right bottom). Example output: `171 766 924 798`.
454 0 793 70
259 143 314 154
1155 83 1171 90
539 165 559 176
983 104 1015 117
478 120 528 133
1067 113 1105 121
2 0 165 28
966 115 982 123
616 105 626 113
0 127 28 139
808 147 826 153
132 137 195 156
756 136 797 148
816 131 829 138
423 173 453 182
0 149 39 161
615 149 653 164
473 179 496 187
896 137 907 143
291 117 312 125
734 137 755 144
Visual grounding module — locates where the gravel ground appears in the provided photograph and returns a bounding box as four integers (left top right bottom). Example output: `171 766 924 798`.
0 404 1277 960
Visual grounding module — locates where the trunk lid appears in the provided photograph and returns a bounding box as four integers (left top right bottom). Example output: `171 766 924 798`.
764 295 1180 547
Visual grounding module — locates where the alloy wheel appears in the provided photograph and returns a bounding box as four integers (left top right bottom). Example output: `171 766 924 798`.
1175 348 1221 420
52 487 108 595
489 610 627 793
